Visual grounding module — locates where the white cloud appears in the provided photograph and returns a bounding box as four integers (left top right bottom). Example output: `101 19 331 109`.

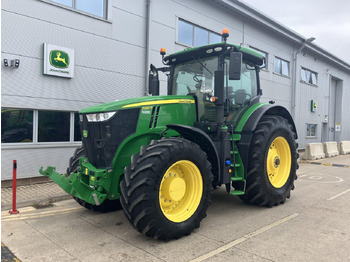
241 0 350 63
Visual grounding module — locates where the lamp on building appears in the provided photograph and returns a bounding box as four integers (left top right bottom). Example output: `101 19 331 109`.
3 59 20 68
11 59 20 69
297 37 316 54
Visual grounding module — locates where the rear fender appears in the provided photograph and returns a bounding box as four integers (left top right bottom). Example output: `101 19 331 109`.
236 104 297 176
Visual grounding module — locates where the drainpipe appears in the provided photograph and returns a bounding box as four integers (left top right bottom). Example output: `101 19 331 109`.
291 37 315 119
145 0 151 95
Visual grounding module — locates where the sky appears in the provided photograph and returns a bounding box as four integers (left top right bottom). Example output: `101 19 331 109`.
241 0 350 64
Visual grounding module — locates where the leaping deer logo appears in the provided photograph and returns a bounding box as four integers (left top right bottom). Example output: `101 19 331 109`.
54 52 68 67
50 50 69 68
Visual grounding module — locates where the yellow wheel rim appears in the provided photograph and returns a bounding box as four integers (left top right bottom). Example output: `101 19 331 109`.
266 137 291 188
159 160 203 223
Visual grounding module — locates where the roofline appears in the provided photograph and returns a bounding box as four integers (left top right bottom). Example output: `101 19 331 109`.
211 0 350 72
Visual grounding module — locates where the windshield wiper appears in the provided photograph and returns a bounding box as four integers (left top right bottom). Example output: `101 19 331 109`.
190 56 213 76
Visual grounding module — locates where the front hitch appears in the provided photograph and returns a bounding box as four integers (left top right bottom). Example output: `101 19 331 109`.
39 166 107 206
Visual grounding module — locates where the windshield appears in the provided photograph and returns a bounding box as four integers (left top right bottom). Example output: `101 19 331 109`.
171 57 218 96
171 55 258 122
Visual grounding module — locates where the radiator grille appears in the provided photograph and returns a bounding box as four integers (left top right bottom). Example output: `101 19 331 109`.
80 108 140 168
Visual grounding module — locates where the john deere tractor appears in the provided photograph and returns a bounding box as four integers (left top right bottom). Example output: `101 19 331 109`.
40 29 298 240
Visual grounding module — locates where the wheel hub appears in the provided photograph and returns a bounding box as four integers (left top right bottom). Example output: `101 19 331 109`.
161 175 186 202
274 156 280 168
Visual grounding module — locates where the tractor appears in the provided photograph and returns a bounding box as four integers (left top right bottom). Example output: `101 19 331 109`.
40 29 298 240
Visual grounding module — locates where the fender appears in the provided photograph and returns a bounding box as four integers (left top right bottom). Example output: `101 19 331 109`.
166 124 220 185
235 104 298 176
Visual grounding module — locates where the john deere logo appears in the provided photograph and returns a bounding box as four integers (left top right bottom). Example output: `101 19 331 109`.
50 50 69 69
83 130 88 138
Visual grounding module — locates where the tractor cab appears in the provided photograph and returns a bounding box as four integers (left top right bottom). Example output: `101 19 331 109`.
149 29 264 130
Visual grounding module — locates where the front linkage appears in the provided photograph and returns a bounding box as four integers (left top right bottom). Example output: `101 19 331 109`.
39 157 110 206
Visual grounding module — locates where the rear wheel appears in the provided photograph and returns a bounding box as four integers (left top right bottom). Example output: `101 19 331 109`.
240 115 298 207
120 138 213 240
67 147 122 212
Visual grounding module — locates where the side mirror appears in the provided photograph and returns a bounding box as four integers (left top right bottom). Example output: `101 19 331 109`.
229 52 242 80
149 64 159 96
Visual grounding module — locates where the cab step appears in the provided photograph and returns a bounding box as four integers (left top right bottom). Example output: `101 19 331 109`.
230 190 245 196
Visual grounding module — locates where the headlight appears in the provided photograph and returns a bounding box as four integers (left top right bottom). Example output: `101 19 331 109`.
86 112 116 122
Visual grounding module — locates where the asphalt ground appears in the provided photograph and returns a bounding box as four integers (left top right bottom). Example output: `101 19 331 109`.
1 155 350 262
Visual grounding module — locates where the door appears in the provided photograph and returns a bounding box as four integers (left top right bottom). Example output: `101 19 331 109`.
328 77 343 142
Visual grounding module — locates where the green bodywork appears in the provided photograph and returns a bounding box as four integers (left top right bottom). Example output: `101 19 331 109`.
39 99 266 205
39 42 268 206
40 95 199 205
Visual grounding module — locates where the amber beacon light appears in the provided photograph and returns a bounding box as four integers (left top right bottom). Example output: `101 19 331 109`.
160 48 166 56
222 28 229 42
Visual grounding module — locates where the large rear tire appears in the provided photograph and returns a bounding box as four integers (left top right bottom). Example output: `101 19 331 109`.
66 147 122 212
120 138 213 240
240 115 298 207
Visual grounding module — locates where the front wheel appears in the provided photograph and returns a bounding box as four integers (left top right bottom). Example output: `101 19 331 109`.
120 138 213 240
240 115 298 207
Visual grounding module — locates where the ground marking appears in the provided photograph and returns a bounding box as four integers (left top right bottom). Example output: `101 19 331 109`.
327 188 350 201
1 207 83 222
190 213 299 262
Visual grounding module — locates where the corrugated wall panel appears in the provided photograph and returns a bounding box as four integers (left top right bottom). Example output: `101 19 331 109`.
1 146 79 180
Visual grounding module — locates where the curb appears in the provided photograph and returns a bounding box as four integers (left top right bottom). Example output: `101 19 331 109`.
299 160 350 168
308 162 350 168
1 194 72 212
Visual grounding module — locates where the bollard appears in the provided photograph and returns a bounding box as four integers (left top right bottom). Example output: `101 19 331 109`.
9 160 19 214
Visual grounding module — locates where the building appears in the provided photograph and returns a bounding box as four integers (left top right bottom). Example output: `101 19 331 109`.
2 0 350 182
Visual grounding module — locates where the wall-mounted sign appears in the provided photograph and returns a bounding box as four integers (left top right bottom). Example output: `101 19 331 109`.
310 100 317 112
43 43 74 78
335 122 341 132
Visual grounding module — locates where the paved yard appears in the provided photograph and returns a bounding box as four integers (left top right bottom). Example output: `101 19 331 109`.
2 159 350 261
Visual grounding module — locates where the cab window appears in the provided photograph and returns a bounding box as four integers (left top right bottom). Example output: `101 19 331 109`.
224 60 258 122
172 57 218 121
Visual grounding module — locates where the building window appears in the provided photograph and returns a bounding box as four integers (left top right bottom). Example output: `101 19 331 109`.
178 19 221 47
38 111 70 142
301 68 317 85
274 57 290 77
306 124 317 137
50 0 107 18
1 108 33 143
2 108 81 144
250 47 268 69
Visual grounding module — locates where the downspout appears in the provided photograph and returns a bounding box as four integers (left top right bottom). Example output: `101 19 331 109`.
145 0 151 95
291 41 306 119
291 37 315 119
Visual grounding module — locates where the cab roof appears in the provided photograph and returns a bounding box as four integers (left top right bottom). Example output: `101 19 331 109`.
164 42 264 66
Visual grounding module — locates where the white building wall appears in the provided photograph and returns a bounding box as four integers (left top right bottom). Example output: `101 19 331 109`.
295 51 350 148
2 0 350 180
2 0 147 180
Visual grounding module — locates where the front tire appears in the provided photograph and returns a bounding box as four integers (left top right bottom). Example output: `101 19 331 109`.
240 115 298 207
120 138 213 240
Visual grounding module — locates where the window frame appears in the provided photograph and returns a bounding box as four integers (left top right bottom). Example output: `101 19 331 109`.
301 67 318 86
1 108 81 147
177 18 221 48
274 56 290 77
306 123 317 138
43 0 109 20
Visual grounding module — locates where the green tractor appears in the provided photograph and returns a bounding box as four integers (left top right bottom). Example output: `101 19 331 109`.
40 29 298 240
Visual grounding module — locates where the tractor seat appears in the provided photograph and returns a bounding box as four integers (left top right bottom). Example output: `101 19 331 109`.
235 89 248 105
